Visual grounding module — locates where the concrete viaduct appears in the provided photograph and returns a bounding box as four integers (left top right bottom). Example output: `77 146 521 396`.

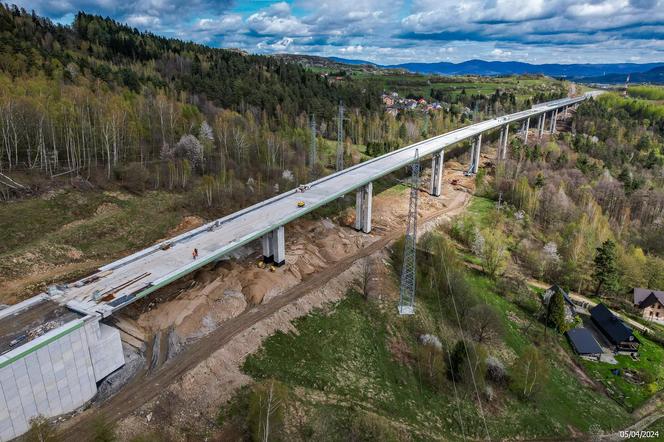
0 92 597 440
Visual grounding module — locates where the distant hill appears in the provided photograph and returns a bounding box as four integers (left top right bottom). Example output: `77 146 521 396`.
384 60 663 78
578 65 664 84
320 57 664 81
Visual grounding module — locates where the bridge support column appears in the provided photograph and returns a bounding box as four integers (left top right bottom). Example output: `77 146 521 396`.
497 127 505 160
552 109 558 133
473 133 482 173
538 113 545 139
549 110 555 133
501 125 509 160
430 151 444 196
262 225 286 266
355 182 373 233
523 117 530 144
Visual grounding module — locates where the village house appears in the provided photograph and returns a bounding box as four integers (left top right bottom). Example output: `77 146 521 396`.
590 303 640 353
566 328 602 361
382 95 395 107
633 288 664 323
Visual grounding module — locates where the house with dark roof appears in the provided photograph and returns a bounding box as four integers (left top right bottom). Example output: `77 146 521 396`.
590 303 639 353
633 288 664 324
566 328 602 360
543 284 576 322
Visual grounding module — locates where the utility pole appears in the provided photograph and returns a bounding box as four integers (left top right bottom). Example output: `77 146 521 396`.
309 114 317 172
399 149 420 315
336 102 345 172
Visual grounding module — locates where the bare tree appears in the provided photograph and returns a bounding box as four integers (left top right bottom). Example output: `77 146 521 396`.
467 304 504 344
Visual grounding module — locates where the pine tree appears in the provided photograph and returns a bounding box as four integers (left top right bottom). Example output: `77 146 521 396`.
593 239 620 297
548 290 568 333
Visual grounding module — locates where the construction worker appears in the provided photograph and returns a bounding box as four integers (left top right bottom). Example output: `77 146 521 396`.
192 248 197 260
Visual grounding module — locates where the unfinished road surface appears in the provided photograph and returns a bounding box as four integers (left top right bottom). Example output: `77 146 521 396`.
53 94 594 318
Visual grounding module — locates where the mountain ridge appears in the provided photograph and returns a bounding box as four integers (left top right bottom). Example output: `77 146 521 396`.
328 56 664 80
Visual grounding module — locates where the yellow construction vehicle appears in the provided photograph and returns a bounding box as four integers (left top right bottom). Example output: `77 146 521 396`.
297 201 305 208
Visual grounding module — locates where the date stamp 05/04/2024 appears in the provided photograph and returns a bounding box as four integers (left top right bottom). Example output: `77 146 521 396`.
618 430 660 439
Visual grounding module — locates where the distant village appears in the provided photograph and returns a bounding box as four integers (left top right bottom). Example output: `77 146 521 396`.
381 92 472 117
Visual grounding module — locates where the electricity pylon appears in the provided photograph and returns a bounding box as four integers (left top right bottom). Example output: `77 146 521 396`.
399 149 420 315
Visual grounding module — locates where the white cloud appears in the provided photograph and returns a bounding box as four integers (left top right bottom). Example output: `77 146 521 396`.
339 45 364 54
257 37 294 52
490 48 513 58
15 0 664 64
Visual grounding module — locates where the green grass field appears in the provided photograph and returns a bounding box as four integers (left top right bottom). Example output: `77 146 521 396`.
240 258 631 440
579 334 664 411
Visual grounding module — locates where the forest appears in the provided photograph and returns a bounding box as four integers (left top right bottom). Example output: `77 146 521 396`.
465 91 664 306
0 5 567 213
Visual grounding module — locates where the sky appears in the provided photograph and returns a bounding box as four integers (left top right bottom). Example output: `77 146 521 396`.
14 0 664 64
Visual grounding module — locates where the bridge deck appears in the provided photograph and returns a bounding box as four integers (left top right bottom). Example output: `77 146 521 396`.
49 93 595 317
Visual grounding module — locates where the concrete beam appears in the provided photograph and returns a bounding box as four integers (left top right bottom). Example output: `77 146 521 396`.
273 225 286 265
501 125 509 160
261 231 274 263
430 151 444 197
355 182 373 233
549 110 555 133
262 226 286 265
497 127 505 160
473 133 482 173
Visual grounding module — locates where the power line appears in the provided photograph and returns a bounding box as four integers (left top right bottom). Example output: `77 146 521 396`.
431 269 467 441
439 253 492 441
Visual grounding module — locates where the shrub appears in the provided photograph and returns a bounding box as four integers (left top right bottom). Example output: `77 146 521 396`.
486 356 507 385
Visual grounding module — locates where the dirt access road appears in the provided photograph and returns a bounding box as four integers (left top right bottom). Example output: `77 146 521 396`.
59 188 472 439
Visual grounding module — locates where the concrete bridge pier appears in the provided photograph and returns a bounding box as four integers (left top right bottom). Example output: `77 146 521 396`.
523 118 530 144
500 125 509 160
430 151 444 196
549 110 556 133
472 133 482 173
355 182 373 233
262 225 286 265
468 137 477 171
497 126 505 159
538 113 546 139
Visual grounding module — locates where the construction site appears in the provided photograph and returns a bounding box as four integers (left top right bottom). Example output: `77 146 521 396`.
0 97 585 440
